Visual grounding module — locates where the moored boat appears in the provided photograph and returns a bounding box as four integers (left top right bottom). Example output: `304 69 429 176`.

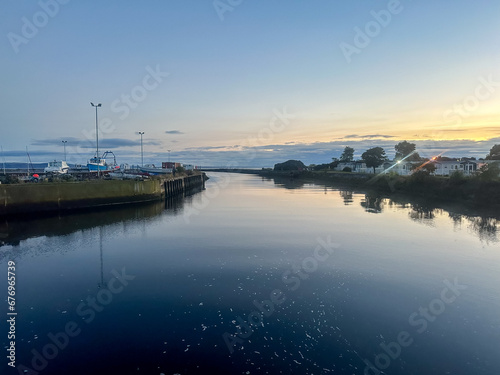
87 151 120 172
44 160 70 174
139 164 172 175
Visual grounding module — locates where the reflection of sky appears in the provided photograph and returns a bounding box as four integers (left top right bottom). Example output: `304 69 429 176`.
1 2 500 166
1 173 497 252
0 173 499 374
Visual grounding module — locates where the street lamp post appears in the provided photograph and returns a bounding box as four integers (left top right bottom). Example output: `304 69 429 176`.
91 102 102 177
61 140 67 161
138 132 145 167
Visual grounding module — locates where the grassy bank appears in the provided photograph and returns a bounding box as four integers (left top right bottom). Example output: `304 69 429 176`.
255 169 500 209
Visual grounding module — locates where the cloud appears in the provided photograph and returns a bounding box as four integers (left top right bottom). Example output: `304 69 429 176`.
32 137 160 149
31 137 82 146
165 130 184 134
437 129 467 132
162 137 497 167
17 135 499 167
343 134 396 139
2 150 61 157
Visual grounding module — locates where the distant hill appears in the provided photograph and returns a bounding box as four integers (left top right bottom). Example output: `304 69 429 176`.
1 162 55 170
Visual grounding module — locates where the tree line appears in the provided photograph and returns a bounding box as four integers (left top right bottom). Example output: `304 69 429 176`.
308 142 500 173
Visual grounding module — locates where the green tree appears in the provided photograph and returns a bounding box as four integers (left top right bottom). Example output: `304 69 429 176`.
478 162 500 181
362 147 387 173
331 157 339 169
395 141 420 161
410 161 436 175
274 160 306 171
340 146 354 162
486 144 500 160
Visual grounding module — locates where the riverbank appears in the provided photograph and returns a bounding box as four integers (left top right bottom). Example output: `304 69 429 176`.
0 172 206 217
254 169 500 210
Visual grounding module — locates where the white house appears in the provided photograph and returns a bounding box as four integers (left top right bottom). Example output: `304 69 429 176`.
338 159 483 176
335 161 387 174
431 160 477 176
388 161 413 176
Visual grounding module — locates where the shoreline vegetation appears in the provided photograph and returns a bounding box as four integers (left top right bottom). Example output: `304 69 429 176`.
257 169 500 212
247 141 500 212
204 168 500 216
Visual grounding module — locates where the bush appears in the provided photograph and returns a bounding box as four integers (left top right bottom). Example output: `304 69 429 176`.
0 175 19 184
313 163 331 171
342 167 352 172
476 163 500 182
274 160 306 171
449 171 467 185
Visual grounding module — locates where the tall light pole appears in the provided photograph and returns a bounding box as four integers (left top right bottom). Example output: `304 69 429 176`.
138 132 145 167
91 102 102 177
61 140 67 160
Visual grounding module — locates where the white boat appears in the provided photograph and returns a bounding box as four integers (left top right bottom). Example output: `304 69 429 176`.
44 160 70 174
87 151 120 172
139 164 172 175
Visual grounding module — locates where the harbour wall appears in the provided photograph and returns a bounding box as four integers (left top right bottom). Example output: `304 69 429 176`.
0 173 206 216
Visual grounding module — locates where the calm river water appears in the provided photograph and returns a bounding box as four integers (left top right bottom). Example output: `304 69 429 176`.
1 172 499 375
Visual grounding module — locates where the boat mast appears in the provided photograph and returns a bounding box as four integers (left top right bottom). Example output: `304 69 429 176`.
1 145 5 175
26 146 29 176
91 102 102 178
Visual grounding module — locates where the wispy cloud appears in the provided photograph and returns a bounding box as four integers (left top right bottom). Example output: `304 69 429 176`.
165 130 184 134
343 134 396 140
2 150 60 157
32 137 161 149
31 137 82 146
16 135 499 167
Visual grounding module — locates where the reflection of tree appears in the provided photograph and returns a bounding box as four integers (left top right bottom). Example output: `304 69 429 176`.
387 199 409 210
339 190 354 205
360 193 384 213
448 212 464 231
408 203 438 225
392 198 499 242
271 176 305 189
467 216 498 243
447 212 498 242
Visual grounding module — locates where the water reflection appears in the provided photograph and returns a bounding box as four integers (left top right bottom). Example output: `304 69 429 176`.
339 190 353 205
360 193 384 213
266 175 306 189
0 187 202 251
467 216 498 243
407 203 438 226
0 173 498 375
266 176 500 243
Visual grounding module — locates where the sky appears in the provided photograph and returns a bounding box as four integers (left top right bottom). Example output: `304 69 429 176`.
1 0 499 167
